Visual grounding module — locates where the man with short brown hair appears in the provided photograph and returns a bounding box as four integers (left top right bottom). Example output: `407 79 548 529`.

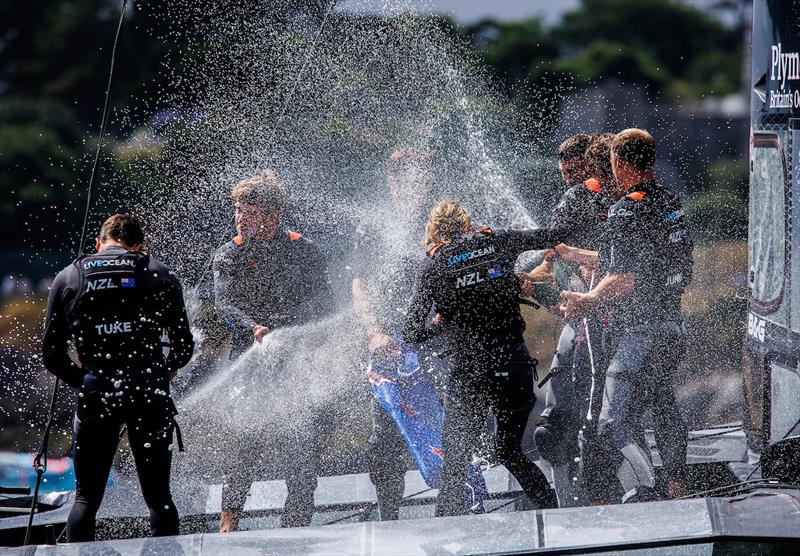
560 128 692 503
351 146 434 520
611 128 657 173
214 169 334 530
556 134 592 186
43 213 194 542
520 133 611 506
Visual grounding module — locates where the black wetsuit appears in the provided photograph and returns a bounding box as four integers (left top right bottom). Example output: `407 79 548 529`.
42 247 194 542
538 179 610 438
403 228 562 516
535 179 611 505
213 230 334 527
351 213 428 521
593 180 692 500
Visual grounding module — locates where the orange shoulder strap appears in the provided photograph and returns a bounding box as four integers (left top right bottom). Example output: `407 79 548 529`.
288 230 303 241
585 178 601 193
232 235 244 246
626 191 646 202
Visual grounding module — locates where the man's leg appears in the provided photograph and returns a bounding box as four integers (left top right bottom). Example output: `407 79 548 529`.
597 330 659 502
436 376 484 517
220 435 261 532
493 356 558 510
649 330 689 497
127 406 180 537
366 397 407 521
534 323 582 507
282 419 321 528
535 323 580 464
66 411 121 542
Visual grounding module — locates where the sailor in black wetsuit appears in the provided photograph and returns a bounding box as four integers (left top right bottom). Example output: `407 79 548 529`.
403 201 562 516
522 134 611 506
351 147 434 520
214 170 334 531
528 133 618 506
42 214 194 542
561 129 692 502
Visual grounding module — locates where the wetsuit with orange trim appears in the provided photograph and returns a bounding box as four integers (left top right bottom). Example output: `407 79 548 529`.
403 227 563 516
534 178 612 506
549 177 610 250
212 228 334 527
212 229 334 357
591 179 692 502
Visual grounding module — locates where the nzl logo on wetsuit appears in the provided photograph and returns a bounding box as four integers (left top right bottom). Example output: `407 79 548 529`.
86 278 118 291
84 259 135 270
447 245 496 265
456 272 484 288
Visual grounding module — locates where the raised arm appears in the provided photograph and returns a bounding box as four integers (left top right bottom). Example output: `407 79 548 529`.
497 228 566 256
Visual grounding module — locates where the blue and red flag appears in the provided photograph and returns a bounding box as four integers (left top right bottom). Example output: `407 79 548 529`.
368 341 487 513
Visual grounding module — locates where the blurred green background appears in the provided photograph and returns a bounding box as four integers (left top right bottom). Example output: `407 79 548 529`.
1 0 750 454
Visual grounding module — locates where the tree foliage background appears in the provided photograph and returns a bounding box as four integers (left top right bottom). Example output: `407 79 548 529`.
0 0 751 453
0 0 746 269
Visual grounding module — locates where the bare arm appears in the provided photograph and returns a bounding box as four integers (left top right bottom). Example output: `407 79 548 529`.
42 271 84 389
560 272 635 319
555 243 600 269
352 277 384 337
352 277 399 353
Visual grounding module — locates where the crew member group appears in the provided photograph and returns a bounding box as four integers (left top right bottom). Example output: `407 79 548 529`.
42 127 693 540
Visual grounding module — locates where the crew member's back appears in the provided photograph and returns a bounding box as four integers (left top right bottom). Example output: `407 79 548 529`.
42 213 194 542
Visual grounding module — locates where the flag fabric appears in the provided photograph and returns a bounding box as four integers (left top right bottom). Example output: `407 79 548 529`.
369 340 487 513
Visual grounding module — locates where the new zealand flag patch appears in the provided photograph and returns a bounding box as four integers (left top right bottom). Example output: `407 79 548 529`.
120 277 136 288
487 265 503 279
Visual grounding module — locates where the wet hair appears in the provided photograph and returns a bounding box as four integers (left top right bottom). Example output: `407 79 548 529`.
556 134 591 162
387 147 433 176
99 213 145 247
231 169 287 214
425 200 471 246
585 133 616 181
612 128 656 171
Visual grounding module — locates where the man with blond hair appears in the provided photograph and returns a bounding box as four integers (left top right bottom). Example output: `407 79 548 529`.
560 128 692 503
403 200 562 516
213 169 334 530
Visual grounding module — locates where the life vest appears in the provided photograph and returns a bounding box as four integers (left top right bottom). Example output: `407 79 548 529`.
68 250 162 370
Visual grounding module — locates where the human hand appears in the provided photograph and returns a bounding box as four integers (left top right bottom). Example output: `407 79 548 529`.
253 324 271 344
560 290 595 319
554 243 571 258
369 332 400 354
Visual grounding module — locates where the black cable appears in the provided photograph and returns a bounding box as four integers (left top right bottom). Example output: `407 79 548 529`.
485 495 523 514
24 0 129 545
